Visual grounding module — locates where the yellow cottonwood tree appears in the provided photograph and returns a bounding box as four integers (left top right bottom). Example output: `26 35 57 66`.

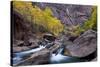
13 1 64 36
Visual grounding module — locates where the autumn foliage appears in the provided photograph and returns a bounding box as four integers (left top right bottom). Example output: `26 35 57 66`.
13 1 64 36
65 6 97 36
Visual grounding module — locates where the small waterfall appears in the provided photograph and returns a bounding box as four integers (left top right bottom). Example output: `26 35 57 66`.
13 45 46 64
16 45 45 55
50 46 85 64
57 47 64 54
50 47 68 63
50 54 67 63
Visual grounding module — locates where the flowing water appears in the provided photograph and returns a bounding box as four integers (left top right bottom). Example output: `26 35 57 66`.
50 48 84 64
12 45 46 64
12 45 85 65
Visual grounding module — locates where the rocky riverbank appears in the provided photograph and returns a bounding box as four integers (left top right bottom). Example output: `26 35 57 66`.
12 29 97 66
11 1 97 66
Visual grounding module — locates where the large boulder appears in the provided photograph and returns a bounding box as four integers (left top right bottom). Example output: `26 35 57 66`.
66 30 97 57
49 44 60 53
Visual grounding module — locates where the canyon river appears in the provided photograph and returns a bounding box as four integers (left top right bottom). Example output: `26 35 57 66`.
12 45 87 65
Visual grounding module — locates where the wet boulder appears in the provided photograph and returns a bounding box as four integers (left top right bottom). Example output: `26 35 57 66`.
66 30 97 57
13 39 39 53
43 34 56 42
13 46 30 53
49 44 60 54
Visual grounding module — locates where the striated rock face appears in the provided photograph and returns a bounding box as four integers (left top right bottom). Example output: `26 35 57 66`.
14 48 50 66
36 3 92 25
66 30 97 57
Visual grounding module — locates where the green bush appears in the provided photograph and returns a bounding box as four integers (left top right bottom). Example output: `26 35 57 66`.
66 6 97 36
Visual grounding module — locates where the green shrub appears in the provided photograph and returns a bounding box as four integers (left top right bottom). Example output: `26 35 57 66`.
66 6 97 36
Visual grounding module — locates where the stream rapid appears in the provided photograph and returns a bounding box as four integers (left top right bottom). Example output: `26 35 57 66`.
12 45 84 65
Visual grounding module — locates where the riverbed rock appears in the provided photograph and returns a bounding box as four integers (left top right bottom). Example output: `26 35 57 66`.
14 48 50 66
13 39 39 53
63 48 71 56
13 40 24 47
13 46 30 53
49 44 60 53
13 44 39 53
66 30 97 57
27 39 39 48
92 58 97 61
